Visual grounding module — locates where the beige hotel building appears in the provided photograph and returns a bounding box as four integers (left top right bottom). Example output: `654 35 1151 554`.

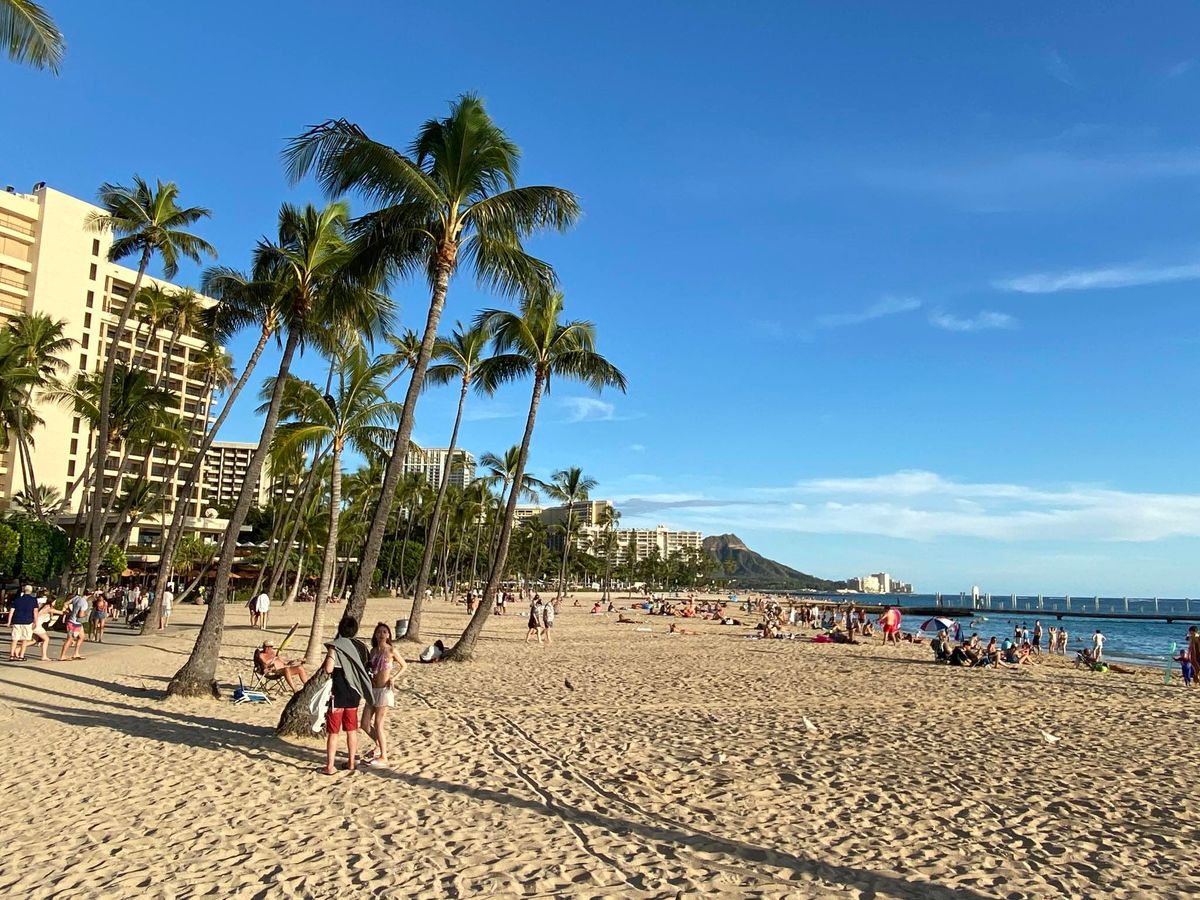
0 182 226 560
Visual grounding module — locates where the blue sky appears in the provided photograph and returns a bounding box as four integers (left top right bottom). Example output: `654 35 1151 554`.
7 2 1200 595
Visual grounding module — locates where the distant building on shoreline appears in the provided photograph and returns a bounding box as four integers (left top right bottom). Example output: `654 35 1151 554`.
847 572 913 594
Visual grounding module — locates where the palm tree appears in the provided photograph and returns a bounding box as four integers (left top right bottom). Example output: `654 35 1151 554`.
84 177 215 587
478 444 541 557
143 266 277 634
130 284 176 361
284 93 580 626
271 344 402 666
1 0 64 72
598 507 620 600
448 290 626 660
542 466 598 605
166 201 389 698
5 312 72 519
405 320 494 641
11 484 67 520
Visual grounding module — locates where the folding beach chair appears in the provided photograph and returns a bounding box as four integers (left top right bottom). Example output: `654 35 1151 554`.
250 623 299 698
233 676 270 704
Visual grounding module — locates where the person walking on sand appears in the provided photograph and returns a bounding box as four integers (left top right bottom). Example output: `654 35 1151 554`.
6 585 38 660
526 595 545 644
89 592 109 643
879 606 902 646
542 595 555 644
159 586 173 630
58 591 89 661
363 622 407 767
1032 621 1043 655
1057 626 1068 655
1092 629 1106 661
320 616 373 775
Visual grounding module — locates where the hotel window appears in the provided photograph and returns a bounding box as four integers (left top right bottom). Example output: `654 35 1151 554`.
67 460 75 477
91 238 100 256
86 290 94 308
70 438 78 455
89 263 97 280
84 312 91 329
79 353 87 369
72 417 80 434
81 333 89 349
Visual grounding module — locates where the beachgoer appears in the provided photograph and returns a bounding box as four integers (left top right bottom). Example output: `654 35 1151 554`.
541 597 555 644
1092 629 1105 661
526 595 545 644
256 640 307 691
159 587 173 630
1173 644 1194 687
419 640 445 663
256 591 270 629
1188 627 1200 681
1032 621 1042 655
880 607 902 645
58 591 89 661
668 622 697 635
363 622 407 767
1057 627 1068 655
90 592 109 643
320 616 372 775
6 585 38 660
30 595 53 661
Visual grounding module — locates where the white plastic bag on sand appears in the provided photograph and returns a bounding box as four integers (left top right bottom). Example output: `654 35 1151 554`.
308 679 332 733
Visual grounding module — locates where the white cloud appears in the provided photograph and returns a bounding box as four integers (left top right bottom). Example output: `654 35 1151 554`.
995 261 1200 294
615 470 1200 543
560 396 615 423
628 443 646 453
929 310 1017 332
817 296 921 328
464 403 522 422
1045 49 1080 89
1167 59 1195 79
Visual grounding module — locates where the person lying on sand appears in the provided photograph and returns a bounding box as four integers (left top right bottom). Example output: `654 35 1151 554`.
255 641 308 691
617 614 638 624
668 623 697 635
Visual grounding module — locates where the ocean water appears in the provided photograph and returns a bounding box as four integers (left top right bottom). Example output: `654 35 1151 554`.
786 593 1196 664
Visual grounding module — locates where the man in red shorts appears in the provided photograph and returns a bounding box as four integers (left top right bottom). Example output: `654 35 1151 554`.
321 616 373 775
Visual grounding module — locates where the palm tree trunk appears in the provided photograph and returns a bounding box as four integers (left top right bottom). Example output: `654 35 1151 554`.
166 328 299 697
87 244 152 586
557 507 575 603
268 453 324 599
302 443 343 666
346 251 455 625
448 370 544 661
397 505 416 596
143 323 270 635
407 379 468 641
470 515 483 588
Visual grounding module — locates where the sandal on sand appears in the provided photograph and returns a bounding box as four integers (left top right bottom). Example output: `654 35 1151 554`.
320 767 337 776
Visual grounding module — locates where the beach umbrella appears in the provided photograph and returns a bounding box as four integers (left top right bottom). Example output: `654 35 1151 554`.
920 616 962 639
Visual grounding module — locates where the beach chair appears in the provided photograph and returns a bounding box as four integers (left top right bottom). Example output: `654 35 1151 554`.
233 676 270 704
250 623 299 698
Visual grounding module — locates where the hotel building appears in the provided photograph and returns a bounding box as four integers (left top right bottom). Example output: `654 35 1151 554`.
0 182 224 558
401 447 476 490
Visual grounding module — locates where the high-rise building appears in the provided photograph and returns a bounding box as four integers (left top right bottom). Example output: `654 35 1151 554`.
612 524 704 561
202 441 275 509
0 182 223 556
540 499 613 529
401 448 475 490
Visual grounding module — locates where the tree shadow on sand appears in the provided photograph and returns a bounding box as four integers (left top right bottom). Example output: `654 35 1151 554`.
13 678 992 900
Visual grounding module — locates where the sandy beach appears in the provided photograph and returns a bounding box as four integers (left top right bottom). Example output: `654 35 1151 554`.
1 593 1197 899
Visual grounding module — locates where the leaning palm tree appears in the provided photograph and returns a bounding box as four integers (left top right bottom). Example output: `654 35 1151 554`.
405 319 494 642
448 290 626 660
1 0 64 72
129 283 176 360
541 466 598 605
271 344 402 667
142 266 277 634
84 177 215 586
5 312 72 519
166 201 390 698
284 93 580 627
